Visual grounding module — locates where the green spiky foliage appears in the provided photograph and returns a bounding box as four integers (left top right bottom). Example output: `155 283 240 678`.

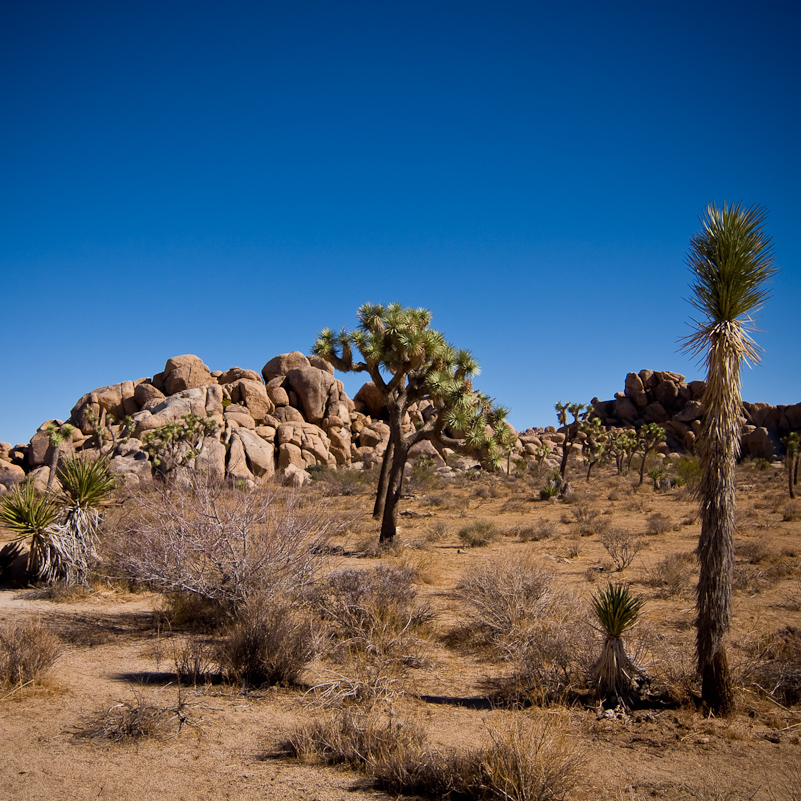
45 455 117 586
580 416 608 483
142 413 219 479
608 430 637 475
314 303 511 541
682 201 777 715
782 432 800 499
44 421 75 493
591 583 645 706
0 481 60 582
555 402 586 479
635 423 666 487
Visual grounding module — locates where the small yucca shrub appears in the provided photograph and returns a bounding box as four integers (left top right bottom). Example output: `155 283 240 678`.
590 583 645 706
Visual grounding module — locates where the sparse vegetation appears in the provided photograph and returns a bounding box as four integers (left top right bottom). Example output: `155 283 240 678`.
0 618 61 687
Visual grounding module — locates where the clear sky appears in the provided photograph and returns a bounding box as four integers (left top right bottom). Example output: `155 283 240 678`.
1 1 798 446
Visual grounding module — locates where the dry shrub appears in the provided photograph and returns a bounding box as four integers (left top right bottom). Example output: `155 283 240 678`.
562 533 583 559
458 520 500 547
308 465 368 496
172 637 219 685
457 556 591 699
735 536 774 565
75 692 190 741
599 527 644 571
563 504 608 537
743 627 801 706
782 500 801 522
286 707 582 801
218 596 318 688
424 520 449 543
316 565 433 666
645 553 694 597
284 704 426 770
518 519 557 542
645 512 673 536
111 473 333 617
0 618 61 687
372 712 582 801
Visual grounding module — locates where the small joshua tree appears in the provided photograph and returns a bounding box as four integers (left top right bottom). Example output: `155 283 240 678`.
635 423 666 487
555 402 586 479
580 416 608 482
608 429 637 475
142 413 219 479
591 582 645 707
44 422 75 493
782 432 800 499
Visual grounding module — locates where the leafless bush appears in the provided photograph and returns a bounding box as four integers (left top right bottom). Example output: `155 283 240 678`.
645 512 673 535
424 520 449 543
218 595 318 688
458 556 591 699
111 473 334 617
645 553 694 597
74 692 192 741
742 628 801 706
599 527 644 571
0 618 61 687
172 637 219 685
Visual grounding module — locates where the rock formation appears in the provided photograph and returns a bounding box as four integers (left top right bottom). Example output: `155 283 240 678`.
1 362 798 493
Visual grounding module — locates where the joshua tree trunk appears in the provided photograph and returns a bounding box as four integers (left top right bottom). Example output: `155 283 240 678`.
373 440 394 519
380 438 409 542
694 325 743 715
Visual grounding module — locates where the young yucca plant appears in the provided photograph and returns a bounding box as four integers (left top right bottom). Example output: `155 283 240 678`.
52 455 116 586
0 481 60 582
590 582 645 706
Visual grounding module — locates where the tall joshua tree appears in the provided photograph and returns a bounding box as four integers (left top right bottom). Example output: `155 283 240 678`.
314 303 511 542
682 202 776 714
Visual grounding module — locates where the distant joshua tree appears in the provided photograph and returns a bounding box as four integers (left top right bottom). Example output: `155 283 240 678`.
682 202 777 714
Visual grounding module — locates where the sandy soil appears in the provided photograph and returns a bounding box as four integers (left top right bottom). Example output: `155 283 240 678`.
1 461 799 800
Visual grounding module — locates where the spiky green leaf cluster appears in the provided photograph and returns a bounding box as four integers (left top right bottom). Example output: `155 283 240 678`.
0 480 60 540
142 413 219 469
591 583 644 639
57 455 116 510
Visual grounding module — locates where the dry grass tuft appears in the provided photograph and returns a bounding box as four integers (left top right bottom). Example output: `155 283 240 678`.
458 520 500 547
645 553 695 597
645 512 673 536
781 499 801 522
0 618 61 688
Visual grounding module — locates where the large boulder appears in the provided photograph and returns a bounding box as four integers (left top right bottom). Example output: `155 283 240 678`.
0 462 26 489
218 367 263 385
131 387 221 437
134 381 166 408
233 429 275 479
163 355 215 396
262 352 311 383
354 382 386 418
108 455 152 487
71 381 138 433
193 438 226 477
624 372 648 407
741 426 781 460
225 379 274 422
284 367 338 425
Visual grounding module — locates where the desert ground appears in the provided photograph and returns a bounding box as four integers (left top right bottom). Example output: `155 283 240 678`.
1 457 799 801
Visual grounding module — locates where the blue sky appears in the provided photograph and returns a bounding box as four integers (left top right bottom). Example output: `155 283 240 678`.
1 1 798 446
